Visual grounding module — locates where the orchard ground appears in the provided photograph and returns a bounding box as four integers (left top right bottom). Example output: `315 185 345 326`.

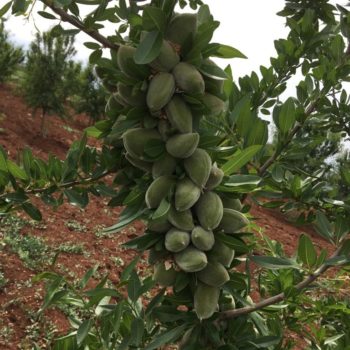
0 83 342 349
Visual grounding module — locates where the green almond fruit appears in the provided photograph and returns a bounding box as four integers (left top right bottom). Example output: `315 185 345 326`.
117 45 150 79
184 148 212 188
165 95 193 133
205 163 224 190
218 208 249 233
194 283 219 320
145 175 176 209
117 83 146 107
150 40 180 72
152 153 177 179
168 205 195 231
125 153 152 172
165 228 191 253
148 248 169 264
196 261 229 287
153 262 177 286
174 246 207 273
122 128 161 160
166 133 200 159
207 240 235 267
195 191 223 230
166 13 197 48
146 72 175 112
220 292 236 312
175 177 201 211
173 62 205 95
148 217 172 233
203 93 226 117
220 195 243 212
191 226 215 251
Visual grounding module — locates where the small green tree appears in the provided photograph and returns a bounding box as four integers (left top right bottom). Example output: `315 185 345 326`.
73 65 107 124
0 21 23 83
21 30 79 137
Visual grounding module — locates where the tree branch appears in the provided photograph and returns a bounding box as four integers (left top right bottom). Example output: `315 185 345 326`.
217 244 344 322
258 100 318 177
0 170 113 201
40 0 119 50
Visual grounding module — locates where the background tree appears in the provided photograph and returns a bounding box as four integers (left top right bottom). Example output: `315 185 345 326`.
0 20 23 83
21 30 80 137
73 65 107 124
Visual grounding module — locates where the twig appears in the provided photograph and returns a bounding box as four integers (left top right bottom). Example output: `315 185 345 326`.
258 100 318 177
40 0 119 50
0 170 113 200
217 244 344 322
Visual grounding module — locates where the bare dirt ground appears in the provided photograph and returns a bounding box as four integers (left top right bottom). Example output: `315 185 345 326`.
0 83 335 349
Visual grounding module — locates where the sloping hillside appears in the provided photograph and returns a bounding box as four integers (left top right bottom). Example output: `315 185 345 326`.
0 83 332 349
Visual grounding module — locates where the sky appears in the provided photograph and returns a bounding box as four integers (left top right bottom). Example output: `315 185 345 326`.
5 0 288 78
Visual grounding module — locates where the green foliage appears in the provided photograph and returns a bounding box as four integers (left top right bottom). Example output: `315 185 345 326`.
0 20 23 83
73 65 107 123
21 30 80 136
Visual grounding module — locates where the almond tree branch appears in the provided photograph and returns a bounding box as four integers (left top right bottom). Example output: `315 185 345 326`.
0 170 113 201
217 244 344 322
258 100 318 177
40 0 119 50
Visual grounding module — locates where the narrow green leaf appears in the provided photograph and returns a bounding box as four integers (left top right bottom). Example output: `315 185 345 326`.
84 288 119 298
76 319 93 346
127 270 142 302
130 318 144 346
122 232 161 251
79 265 99 289
221 145 262 175
325 256 350 266
251 256 298 269
64 189 88 208
84 41 101 50
22 202 42 221
142 6 167 32
37 11 57 19
53 332 78 350
12 0 26 13
211 44 247 59
146 288 166 315
7 160 28 180
216 233 249 254
278 97 296 134
134 31 163 64
152 198 170 220
0 1 12 17
297 234 317 269
224 175 261 187
314 211 333 242
104 205 145 234
334 216 349 242
143 324 188 350
120 256 140 282
199 61 228 80
0 146 8 172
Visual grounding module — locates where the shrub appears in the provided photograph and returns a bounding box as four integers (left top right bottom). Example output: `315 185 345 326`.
21 30 80 136
0 21 23 83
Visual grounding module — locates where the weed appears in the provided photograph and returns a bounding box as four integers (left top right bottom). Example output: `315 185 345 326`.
64 220 87 233
1 215 53 270
57 243 85 255
0 271 7 289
